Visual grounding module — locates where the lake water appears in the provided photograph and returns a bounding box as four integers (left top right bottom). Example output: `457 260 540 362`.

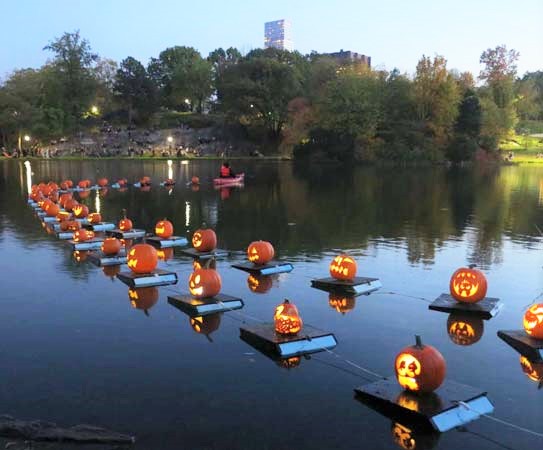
0 159 542 449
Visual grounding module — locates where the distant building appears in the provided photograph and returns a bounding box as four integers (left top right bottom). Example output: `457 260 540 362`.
326 50 371 68
264 19 293 51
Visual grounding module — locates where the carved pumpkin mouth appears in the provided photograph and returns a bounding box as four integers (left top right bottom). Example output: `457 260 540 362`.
397 375 419 391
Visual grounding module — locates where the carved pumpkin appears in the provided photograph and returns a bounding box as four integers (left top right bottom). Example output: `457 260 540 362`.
394 336 446 393
247 241 275 265
446 314 484 346
72 229 95 242
127 244 158 274
41 199 53 211
155 219 174 238
329 254 357 280
449 265 487 303
274 299 303 335
103 264 120 280
157 247 174 261
118 210 133 231
523 303 543 339
59 192 73 207
128 287 159 315
56 211 71 222
247 274 273 294
78 179 91 189
73 204 89 218
78 189 90 199
64 198 79 212
191 176 200 184
192 228 217 252
188 265 222 299
391 421 440 450
88 212 102 224
276 356 302 370
60 180 70 190
519 356 543 384
190 313 221 339
101 237 122 255
97 177 108 187
46 203 60 217
72 250 88 262
328 294 356 314
61 220 81 232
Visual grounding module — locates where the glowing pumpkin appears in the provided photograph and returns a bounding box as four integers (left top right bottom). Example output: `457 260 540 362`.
190 314 221 338
56 211 71 222
276 356 302 370
329 254 357 280
60 180 70 190
73 204 89 218
157 247 174 261
97 177 108 187
191 176 200 184
64 198 79 212
61 220 81 232
274 299 303 335
46 203 60 217
519 356 543 384
391 421 440 450
247 241 275 265
101 237 122 255
328 294 356 314
88 212 102 224
188 265 222 299
155 219 174 238
127 244 158 274
394 336 446 393
523 303 543 339
78 180 91 189
118 209 133 231
72 229 95 242
192 228 217 252
449 265 487 303
247 274 273 294
128 287 159 315
446 314 484 346
59 192 73 207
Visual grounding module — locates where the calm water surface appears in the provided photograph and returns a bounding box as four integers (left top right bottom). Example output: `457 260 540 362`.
0 160 542 449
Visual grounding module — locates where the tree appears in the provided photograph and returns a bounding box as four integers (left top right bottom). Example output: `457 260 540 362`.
114 57 156 124
93 58 118 116
43 31 99 129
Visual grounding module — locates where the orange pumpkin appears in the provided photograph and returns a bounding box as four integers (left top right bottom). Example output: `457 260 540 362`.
78 179 91 189
329 254 357 280
446 314 484 346
59 192 73 207
73 229 95 242
519 356 543 384
48 191 59 203
192 228 217 252
155 219 174 238
88 212 102 224
101 237 122 255
97 177 108 187
128 287 159 314
64 198 79 212
118 210 133 231
328 293 356 314
72 204 89 218
449 265 487 303
61 220 81 232
188 265 222 299
127 244 158 274
523 303 543 339
395 336 446 393
60 180 70 190
191 176 200 184
274 299 303 335
247 274 273 294
41 199 53 211
247 241 275 265
56 211 71 222
46 203 60 217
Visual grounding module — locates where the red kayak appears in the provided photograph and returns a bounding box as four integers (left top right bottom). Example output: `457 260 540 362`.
213 173 245 186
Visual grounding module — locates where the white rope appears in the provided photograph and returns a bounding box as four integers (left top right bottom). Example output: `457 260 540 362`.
457 401 543 439
323 347 386 380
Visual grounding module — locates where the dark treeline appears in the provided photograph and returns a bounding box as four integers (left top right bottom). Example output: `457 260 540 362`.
1 31 542 162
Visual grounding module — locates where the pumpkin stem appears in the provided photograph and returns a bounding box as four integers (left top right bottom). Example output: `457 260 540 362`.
415 335 423 348
204 257 215 269
284 299 290 304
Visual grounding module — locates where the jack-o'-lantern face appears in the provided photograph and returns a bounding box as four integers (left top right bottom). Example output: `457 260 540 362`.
192 228 217 252
276 356 302 370
329 255 357 280
519 356 543 385
155 219 173 238
247 274 273 294
188 266 222 299
56 211 71 222
391 421 440 450
328 294 356 314
446 314 484 346
523 303 543 339
119 218 133 232
247 241 275 265
396 354 422 391
72 229 95 242
72 204 89 218
449 266 487 303
127 244 158 274
274 299 303 335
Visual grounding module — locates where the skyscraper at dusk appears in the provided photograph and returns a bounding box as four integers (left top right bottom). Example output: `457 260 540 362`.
264 19 293 51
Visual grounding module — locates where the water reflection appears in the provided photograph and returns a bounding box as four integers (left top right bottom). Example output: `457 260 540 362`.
128 287 159 316
446 313 484 346
391 421 440 450
328 293 357 315
189 313 222 342
519 356 543 387
247 274 274 294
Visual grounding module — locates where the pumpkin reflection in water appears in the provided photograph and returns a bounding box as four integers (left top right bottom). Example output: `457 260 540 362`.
523 303 543 339
449 265 487 303
274 299 303 335
127 244 158 274
395 390 443 413
128 287 159 316
72 250 88 262
446 314 484 346
329 254 357 280
394 336 446 393
102 265 120 280
190 313 221 342
391 421 440 450
276 356 302 370
519 356 543 386
157 247 174 261
247 274 273 294
328 294 356 314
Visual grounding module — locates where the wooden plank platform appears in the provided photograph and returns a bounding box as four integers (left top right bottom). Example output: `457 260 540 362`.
116 269 177 288
145 236 188 248
178 248 229 259
232 260 293 275
87 251 127 267
83 222 115 232
168 293 244 316
429 293 502 320
497 330 543 362
106 229 146 239
311 276 382 296
69 238 104 251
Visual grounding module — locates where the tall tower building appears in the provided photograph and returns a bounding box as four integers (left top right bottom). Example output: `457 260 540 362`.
264 19 293 51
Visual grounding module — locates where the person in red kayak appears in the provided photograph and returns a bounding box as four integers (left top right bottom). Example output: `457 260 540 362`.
220 161 236 178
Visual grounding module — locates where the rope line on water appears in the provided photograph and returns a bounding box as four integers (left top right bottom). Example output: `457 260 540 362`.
371 290 434 304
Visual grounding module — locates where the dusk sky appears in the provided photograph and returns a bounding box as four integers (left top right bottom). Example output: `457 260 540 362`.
1 0 542 78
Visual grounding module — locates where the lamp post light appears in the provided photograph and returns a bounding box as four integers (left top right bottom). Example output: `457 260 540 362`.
90 105 99 115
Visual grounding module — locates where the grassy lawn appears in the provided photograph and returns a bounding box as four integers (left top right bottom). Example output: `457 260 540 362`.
500 134 543 164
